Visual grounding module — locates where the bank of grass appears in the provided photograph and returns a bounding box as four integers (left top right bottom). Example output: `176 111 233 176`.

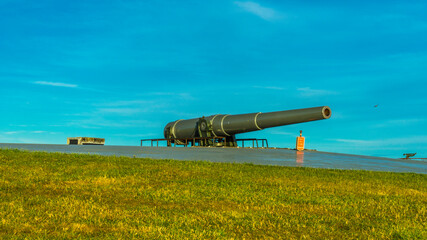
0 149 425 239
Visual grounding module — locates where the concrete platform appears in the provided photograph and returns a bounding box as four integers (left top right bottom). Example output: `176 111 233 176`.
0 143 425 174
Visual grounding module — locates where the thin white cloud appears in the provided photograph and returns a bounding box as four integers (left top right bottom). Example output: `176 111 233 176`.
8 124 33 127
34 81 78 88
3 130 56 135
331 136 427 147
96 103 168 116
253 86 285 90
266 130 295 136
98 108 143 116
94 100 151 107
332 138 372 145
149 92 195 100
4 131 22 135
95 94 194 108
297 87 338 97
31 131 46 134
113 133 157 138
373 118 426 128
65 119 161 129
234 1 280 21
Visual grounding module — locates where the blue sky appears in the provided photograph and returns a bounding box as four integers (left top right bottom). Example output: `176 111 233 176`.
1 0 426 158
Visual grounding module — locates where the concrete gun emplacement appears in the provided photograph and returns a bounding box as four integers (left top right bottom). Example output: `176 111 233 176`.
164 106 331 147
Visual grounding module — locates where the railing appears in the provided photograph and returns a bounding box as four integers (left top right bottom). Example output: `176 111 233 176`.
141 137 269 148
141 137 227 147
236 138 268 148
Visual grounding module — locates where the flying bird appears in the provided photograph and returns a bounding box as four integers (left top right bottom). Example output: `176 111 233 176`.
374 104 379 108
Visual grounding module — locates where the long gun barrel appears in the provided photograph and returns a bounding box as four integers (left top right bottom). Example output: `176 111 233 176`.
164 106 331 146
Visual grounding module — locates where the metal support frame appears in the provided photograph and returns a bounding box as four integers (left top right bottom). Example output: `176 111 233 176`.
235 138 268 148
141 137 268 148
141 137 227 147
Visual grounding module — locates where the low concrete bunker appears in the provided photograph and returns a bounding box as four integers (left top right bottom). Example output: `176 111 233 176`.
67 137 105 145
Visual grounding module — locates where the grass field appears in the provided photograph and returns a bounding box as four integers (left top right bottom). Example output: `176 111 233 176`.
0 149 426 239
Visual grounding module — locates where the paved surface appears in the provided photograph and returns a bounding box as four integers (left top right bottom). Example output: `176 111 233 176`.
0 143 426 174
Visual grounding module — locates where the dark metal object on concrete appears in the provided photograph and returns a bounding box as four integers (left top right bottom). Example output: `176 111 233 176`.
403 153 416 159
164 106 331 147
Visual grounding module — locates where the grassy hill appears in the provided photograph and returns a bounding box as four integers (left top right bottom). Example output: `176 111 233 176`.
0 149 425 239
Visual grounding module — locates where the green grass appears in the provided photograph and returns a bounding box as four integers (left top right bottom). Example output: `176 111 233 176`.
0 149 426 239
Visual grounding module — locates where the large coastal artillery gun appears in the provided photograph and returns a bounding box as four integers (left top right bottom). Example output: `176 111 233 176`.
163 106 331 147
